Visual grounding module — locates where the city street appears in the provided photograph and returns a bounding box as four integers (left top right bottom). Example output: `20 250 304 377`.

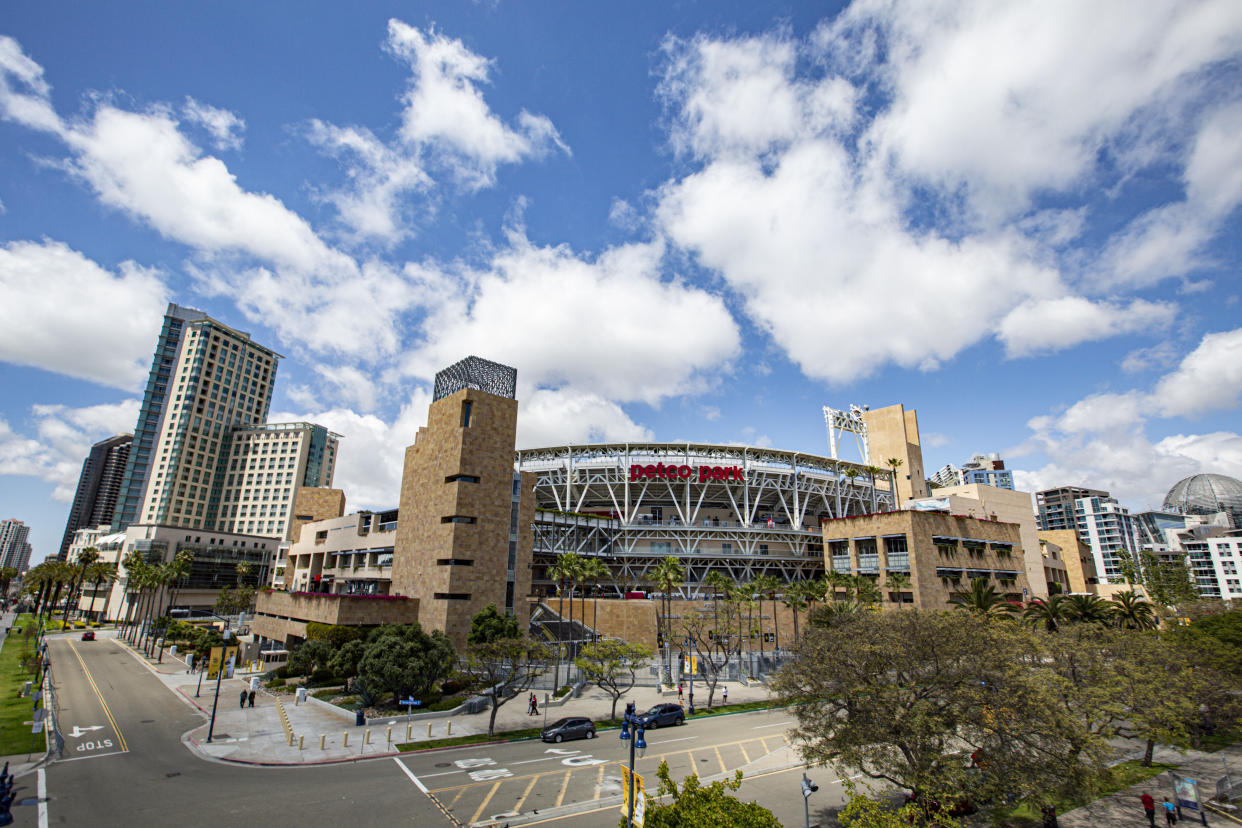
19 633 813 827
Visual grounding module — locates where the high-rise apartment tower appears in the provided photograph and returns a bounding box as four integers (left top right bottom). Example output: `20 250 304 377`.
57 434 131 559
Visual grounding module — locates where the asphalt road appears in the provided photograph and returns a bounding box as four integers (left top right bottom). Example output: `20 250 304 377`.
21 635 813 827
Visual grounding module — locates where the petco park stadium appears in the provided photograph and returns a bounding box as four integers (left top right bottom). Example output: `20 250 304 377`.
518 417 916 599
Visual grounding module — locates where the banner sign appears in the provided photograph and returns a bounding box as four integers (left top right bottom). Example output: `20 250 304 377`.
1171 772 1202 812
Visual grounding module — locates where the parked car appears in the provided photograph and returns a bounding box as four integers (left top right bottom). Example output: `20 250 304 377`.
81 631 95 641
640 703 685 728
541 716 596 743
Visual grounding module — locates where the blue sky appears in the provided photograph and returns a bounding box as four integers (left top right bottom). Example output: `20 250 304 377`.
3 1 1242 565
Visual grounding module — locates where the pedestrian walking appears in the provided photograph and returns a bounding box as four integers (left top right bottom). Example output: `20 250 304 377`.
1162 797 1176 825
239 688 247 709
531 695 539 716
677 683 683 701
722 686 728 704
1141 792 1156 827
248 690 256 708
1040 804 1058 827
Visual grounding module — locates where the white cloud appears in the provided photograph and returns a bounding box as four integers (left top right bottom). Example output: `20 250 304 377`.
517 389 652 448
1153 328 1242 417
998 297 1176 357
0 400 141 501
182 97 245 151
0 35 62 134
1052 392 1147 434
398 233 741 406
386 20 568 188
305 119 430 244
0 240 169 388
1121 341 1180 374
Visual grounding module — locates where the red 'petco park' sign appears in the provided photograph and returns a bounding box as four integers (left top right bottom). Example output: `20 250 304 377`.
630 463 745 483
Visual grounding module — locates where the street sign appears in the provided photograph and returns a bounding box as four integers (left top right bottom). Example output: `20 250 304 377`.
399 699 421 707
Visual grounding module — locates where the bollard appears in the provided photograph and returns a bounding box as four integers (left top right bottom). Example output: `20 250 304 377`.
365 729 371 745
288 734 294 747
320 734 326 750
406 723 412 740
386 726 392 745
427 722 432 738
447 721 451 735
343 732 349 748
299 735 304 750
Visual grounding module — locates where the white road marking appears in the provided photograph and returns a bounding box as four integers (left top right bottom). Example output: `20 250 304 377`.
751 721 793 729
55 750 128 763
393 757 429 794
68 725 105 738
649 736 696 744
37 768 48 828
419 768 464 778
512 756 564 765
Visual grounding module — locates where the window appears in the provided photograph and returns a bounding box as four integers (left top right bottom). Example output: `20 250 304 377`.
434 592 471 600
445 474 480 484
436 559 474 566
441 515 477 524
460 400 473 428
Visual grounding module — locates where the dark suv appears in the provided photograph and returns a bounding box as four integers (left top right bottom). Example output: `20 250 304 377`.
640 703 685 728
541 716 596 743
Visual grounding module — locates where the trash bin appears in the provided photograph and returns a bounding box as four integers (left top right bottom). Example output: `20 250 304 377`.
169 644 177 657
355 709 365 727
296 687 307 704
21 681 31 697
250 676 260 691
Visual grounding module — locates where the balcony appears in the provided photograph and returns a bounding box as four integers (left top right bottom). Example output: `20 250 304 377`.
254 589 417 627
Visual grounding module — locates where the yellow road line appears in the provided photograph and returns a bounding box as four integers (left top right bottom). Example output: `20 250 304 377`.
449 786 469 808
739 742 751 764
554 770 572 808
714 745 727 775
67 641 128 752
594 764 605 799
469 781 501 825
512 774 540 812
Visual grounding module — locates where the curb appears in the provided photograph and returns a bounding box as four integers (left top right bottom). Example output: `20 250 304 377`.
185 729 404 767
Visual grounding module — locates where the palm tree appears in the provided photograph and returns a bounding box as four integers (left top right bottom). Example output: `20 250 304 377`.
65 547 101 620
865 466 886 512
824 570 850 602
1023 594 1071 632
119 551 148 640
86 562 118 623
886 572 912 608
753 575 782 652
1110 590 1158 631
1065 594 1114 625
579 556 609 640
164 550 194 616
949 578 1017 618
782 582 809 643
0 566 17 602
43 560 73 627
652 556 687 685
886 457 904 506
548 553 581 689
852 574 882 606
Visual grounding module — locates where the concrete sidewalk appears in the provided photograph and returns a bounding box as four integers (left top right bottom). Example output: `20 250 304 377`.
111 632 779 766
1058 742 1242 827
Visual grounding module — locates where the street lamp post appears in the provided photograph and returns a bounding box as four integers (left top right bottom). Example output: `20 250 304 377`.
206 626 232 743
619 701 647 828
801 773 818 828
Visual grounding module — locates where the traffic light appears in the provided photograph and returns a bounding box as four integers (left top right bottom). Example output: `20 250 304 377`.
801 774 818 798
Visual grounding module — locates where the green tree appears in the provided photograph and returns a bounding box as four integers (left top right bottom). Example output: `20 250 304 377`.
948 577 1017 618
468 603 520 645
675 598 741 708
1122 552 1199 609
328 639 367 689
357 624 455 704
461 635 551 736
782 582 809 643
307 622 367 648
1064 594 1114 625
1110 591 1158 631
163 550 194 616
66 547 101 620
1024 593 1072 632
634 761 781 828
288 639 334 677
580 555 610 640
886 572 912 609
575 639 651 720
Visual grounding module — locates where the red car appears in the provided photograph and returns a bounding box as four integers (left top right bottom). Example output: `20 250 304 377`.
81 631 95 641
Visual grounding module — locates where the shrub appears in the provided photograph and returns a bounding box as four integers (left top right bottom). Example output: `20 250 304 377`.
74 622 86 629
306 669 338 687
428 695 465 712
440 678 466 695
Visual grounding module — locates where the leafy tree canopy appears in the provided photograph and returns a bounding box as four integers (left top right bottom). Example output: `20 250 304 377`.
307 622 366 647
468 604 520 645
633 762 781 828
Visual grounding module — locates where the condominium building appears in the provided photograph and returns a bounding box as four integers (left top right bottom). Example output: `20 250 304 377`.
931 454 1014 490
57 434 132 559
1075 494 1143 583
112 304 209 529
1037 530 1099 594
914 482 1047 596
0 519 31 571
214 422 341 539
822 508 1029 609
1035 485 1109 534
137 313 280 529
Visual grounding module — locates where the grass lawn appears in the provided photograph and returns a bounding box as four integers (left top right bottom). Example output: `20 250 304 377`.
0 614 44 756
397 726 544 752
995 760 1175 826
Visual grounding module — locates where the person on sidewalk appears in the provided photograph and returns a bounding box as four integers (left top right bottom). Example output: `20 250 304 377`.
1141 792 1156 827
677 683 683 702
1162 797 1177 826
531 695 539 716
239 688 248 709
248 690 256 708
722 686 728 704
